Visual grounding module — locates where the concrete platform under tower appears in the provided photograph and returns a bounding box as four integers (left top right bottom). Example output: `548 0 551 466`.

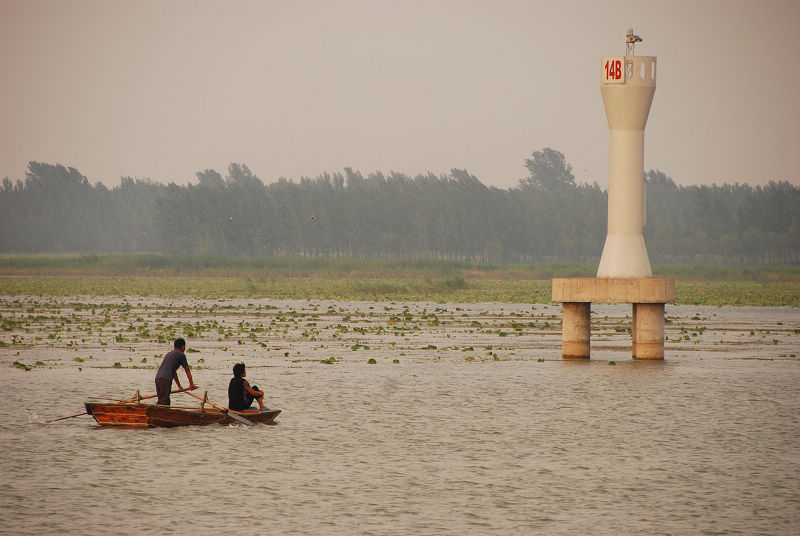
552 277 675 359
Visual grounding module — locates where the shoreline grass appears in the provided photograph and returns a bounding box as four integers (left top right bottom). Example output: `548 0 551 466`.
0 254 798 282
1 255 798 306
0 275 797 307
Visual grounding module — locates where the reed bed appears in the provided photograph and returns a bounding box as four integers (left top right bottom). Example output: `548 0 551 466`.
0 274 797 306
1 255 797 306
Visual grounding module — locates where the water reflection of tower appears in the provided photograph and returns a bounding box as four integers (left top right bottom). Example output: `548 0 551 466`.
597 29 656 277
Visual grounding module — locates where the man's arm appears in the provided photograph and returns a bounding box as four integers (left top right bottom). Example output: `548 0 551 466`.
244 383 264 397
173 372 183 390
184 365 197 390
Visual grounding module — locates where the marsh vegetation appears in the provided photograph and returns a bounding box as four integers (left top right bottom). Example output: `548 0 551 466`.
1 293 797 375
2 255 797 373
1 255 798 306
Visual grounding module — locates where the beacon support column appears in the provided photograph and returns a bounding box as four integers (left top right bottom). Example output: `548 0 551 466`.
562 302 591 359
632 303 665 359
596 55 656 278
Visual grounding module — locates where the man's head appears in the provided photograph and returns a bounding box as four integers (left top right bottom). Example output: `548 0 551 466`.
233 362 246 377
174 338 186 350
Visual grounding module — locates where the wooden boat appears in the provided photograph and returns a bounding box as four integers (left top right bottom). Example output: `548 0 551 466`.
84 401 280 428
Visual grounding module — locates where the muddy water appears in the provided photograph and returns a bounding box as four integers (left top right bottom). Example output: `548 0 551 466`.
1 297 798 535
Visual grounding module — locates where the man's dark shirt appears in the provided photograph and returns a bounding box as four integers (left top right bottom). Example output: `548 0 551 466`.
155 349 188 380
228 376 252 411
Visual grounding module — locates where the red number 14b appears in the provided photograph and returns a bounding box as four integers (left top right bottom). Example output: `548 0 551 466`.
605 60 622 80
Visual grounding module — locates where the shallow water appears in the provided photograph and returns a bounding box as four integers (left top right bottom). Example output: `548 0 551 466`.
1 298 798 535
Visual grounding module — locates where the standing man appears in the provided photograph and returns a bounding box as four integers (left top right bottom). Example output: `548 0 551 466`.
155 338 196 405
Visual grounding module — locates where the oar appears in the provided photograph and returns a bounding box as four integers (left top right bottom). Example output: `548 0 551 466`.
45 411 88 423
119 387 193 403
86 387 192 403
183 391 255 427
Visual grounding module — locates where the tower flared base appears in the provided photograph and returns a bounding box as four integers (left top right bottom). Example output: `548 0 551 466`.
597 233 652 277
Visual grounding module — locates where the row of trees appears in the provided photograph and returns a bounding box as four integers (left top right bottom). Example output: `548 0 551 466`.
1 150 797 264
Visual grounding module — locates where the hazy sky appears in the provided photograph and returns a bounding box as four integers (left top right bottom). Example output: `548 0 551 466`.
1 0 798 190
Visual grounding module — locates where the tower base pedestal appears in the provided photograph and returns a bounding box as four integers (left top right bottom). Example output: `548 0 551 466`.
552 277 674 360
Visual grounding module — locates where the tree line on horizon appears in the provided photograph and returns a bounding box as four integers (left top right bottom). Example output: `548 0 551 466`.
1 149 797 265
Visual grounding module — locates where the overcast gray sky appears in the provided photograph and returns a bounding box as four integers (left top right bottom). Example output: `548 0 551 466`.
1 0 798 189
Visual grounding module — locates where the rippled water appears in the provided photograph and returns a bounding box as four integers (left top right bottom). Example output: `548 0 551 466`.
1 302 799 535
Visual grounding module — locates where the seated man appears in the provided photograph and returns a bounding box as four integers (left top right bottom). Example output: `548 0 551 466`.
228 362 269 411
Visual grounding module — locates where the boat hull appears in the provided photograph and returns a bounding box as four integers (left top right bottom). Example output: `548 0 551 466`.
84 402 280 428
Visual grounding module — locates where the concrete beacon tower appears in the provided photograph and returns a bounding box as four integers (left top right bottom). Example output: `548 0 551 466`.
551 30 675 360
597 41 656 277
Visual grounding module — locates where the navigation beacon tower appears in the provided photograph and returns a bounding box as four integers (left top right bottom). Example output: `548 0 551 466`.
596 29 656 277
551 30 674 360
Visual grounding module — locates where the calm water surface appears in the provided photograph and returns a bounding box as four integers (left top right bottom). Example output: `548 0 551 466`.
1 302 798 535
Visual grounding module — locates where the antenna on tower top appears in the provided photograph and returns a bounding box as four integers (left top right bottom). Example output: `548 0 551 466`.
626 28 642 56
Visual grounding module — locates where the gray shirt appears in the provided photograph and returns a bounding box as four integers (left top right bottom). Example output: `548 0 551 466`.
155 349 188 380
